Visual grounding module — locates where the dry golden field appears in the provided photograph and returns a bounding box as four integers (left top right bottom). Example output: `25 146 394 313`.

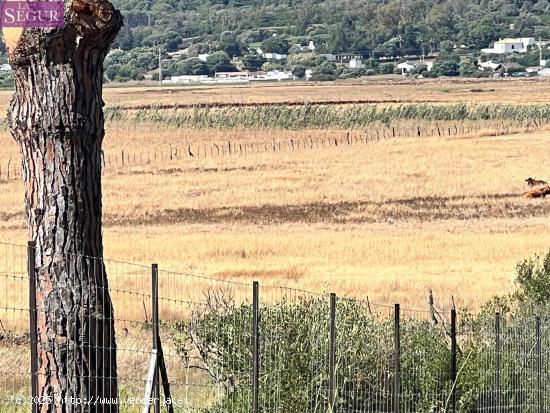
1 79 550 312
0 77 548 110
103 78 550 106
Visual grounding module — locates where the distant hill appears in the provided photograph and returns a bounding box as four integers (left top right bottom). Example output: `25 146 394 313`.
111 0 550 54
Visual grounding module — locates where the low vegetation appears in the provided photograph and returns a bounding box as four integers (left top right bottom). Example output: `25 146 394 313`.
169 249 550 413
105 103 550 129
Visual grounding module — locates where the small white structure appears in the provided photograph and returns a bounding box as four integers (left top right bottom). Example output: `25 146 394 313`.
167 50 186 59
166 75 209 84
198 53 209 62
257 48 287 60
251 70 293 81
263 52 287 60
215 71 251 81
539 68 550 77
324 53 366 63
478 61 503 71
397 61 415 74
349 58 363 69
305 69 313 80
541 59 548 67
482 38 535 54
308 41 315 51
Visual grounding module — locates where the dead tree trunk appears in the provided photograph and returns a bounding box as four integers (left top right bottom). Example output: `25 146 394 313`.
3 1 122 411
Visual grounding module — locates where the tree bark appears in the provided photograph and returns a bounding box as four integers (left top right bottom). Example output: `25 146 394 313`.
3 1 122 411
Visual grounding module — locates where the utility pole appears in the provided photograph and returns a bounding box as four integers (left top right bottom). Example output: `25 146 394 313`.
538 37 543 66
158 47 162 87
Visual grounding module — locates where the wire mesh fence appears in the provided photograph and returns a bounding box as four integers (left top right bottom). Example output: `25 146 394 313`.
2 240 550 412
0 242 28 409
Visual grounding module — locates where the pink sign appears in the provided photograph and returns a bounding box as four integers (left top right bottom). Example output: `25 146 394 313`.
0 1 64 27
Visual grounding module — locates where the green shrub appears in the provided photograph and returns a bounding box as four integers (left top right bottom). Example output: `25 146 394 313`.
170 295 453 413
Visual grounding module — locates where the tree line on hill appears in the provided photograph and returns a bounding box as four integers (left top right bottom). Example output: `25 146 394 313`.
1 0 549 85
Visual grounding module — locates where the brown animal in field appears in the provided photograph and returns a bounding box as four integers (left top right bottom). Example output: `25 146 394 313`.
525 177 548 186
522 185 550 199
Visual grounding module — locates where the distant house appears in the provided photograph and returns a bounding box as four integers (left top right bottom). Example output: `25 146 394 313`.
167 50 186 59
256 48 287 60
349 58 363 69
263 52 287 60
324 53 368 63
198 54 209 62
293 41 316 53
166 75 210 84
215 71 251 80
482 38 535 54
478 61 503 71
397 61 415 74
251 70 293 81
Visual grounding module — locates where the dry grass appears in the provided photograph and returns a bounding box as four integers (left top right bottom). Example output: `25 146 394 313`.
5 75 548 411
0 78 549 112
102 78 550 107
2 121 550 310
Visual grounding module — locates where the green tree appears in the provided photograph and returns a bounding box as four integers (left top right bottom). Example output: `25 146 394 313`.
291 65 307 79
219 33 244 58
243 54 265 71
178 58 210 75
206 51 236 72
432 59 460 76
327 16 354 52
261 36 290 54
460 60 478 76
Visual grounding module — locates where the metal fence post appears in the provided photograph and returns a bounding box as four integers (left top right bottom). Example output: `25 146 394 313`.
28 241 38 413
536 317 542 413
394 304 401 413
329 293 337 413
495 312 501 413
152 264 160 413
252 282 260 413
451 309 457 413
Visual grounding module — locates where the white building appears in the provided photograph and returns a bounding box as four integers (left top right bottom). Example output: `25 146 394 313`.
165 75 209 84
397 61 415 74
478 61 503 71
349 58 363 69
198 53 209 62
251 70 293 81
263 52 287 60
482 38 535 54
256 48 287 60
308 41 315 51
167 50 186 59
215 71 251 81
324 53 367 63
